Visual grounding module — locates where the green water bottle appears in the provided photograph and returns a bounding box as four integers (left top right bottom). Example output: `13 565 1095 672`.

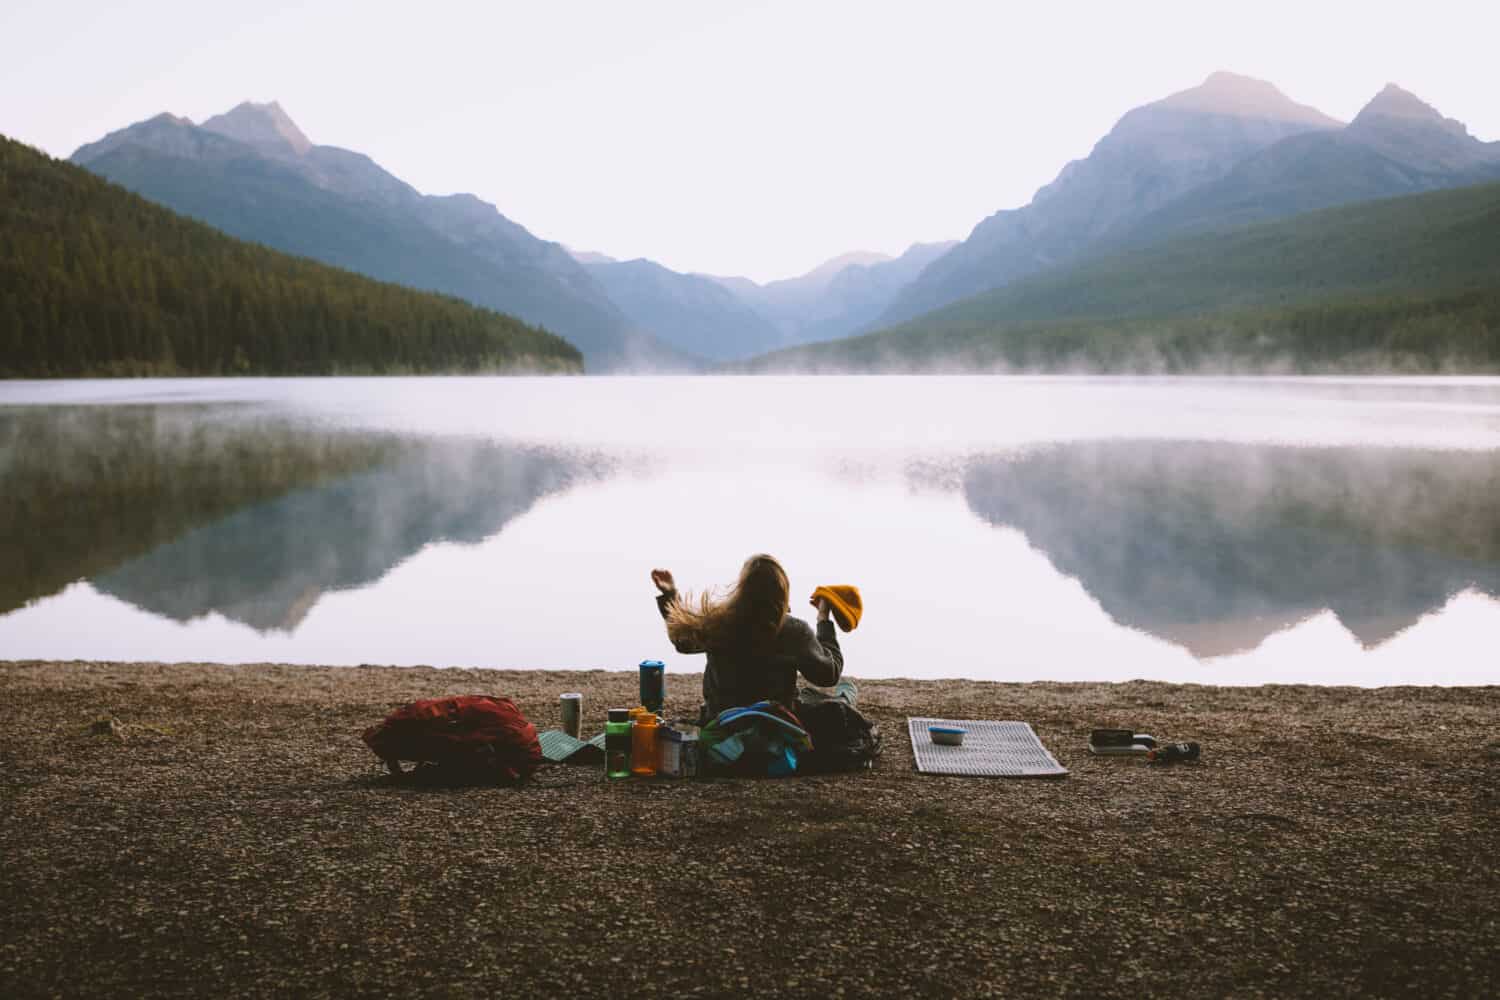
605 708 632 780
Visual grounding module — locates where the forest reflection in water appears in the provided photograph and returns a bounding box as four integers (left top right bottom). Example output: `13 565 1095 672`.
2 388 1498 683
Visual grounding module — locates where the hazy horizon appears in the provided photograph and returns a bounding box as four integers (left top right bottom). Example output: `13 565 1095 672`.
3 0 1498 282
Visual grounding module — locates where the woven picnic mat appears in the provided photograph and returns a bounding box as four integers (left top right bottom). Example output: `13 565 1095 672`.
907 718 1068 778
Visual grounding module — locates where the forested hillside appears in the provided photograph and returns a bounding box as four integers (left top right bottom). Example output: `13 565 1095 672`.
742 181 1500 374
0 136 582 377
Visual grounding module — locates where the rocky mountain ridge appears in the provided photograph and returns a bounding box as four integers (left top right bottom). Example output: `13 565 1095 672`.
71 103 688 371
878 72 1346 326
877 75 1499 330
1114 83 1500 243
202 100 314 156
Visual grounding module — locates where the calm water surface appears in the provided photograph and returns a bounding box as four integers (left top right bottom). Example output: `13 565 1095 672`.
3 375 1499 685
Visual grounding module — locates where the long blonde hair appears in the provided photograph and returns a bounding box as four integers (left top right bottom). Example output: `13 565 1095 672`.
666 554 790 652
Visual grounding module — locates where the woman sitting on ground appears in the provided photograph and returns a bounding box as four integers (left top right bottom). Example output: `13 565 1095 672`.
651 554 844 723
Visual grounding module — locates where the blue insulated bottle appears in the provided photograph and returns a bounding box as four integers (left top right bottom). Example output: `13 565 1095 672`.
639 660 665 713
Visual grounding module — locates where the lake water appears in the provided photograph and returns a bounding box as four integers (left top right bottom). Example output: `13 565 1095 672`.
3 375 1499 686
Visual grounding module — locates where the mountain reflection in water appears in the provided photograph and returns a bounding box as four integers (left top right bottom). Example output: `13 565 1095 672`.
960 441 1500 656
5 377 1500 683
95 442 594 631
1 405 599 630
1 405 392 614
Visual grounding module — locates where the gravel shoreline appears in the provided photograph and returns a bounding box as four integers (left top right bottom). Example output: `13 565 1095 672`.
2 660 1497 998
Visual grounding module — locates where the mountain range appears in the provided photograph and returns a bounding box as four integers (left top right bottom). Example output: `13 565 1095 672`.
1 135 580 378
877 73 1500 329
57 73 1500 373
70 102 687 371
744 178 1500 373
570 74 1497 365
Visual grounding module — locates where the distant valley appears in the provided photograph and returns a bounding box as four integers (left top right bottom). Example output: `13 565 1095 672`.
570 241 956 361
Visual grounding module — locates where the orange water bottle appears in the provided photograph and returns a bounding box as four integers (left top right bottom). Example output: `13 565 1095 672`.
631 712 659 777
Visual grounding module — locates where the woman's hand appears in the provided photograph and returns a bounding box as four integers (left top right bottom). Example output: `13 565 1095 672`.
812 596 832 622
650 568 676 595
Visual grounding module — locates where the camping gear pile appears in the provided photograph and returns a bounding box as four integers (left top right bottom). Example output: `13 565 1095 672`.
359 675 1192 786
358 580 1197 786
361 692 1197 785
590 695 880 779
599 660 881 779
362 658 882 783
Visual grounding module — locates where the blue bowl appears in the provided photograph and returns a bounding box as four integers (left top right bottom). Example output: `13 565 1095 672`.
928 725 966 746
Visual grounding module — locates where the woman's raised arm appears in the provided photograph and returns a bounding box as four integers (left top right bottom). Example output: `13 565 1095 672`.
795 611 844 688
651 568 704 654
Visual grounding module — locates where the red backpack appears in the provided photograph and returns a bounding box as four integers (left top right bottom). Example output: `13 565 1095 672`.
362 696 543 784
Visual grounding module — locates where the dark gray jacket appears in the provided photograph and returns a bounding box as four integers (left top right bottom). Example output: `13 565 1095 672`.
656 592 843 719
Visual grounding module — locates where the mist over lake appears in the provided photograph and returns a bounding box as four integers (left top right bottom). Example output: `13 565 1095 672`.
3 375 1498 686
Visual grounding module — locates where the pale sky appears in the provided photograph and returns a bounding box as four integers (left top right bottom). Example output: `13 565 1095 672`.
3 1 1497 282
